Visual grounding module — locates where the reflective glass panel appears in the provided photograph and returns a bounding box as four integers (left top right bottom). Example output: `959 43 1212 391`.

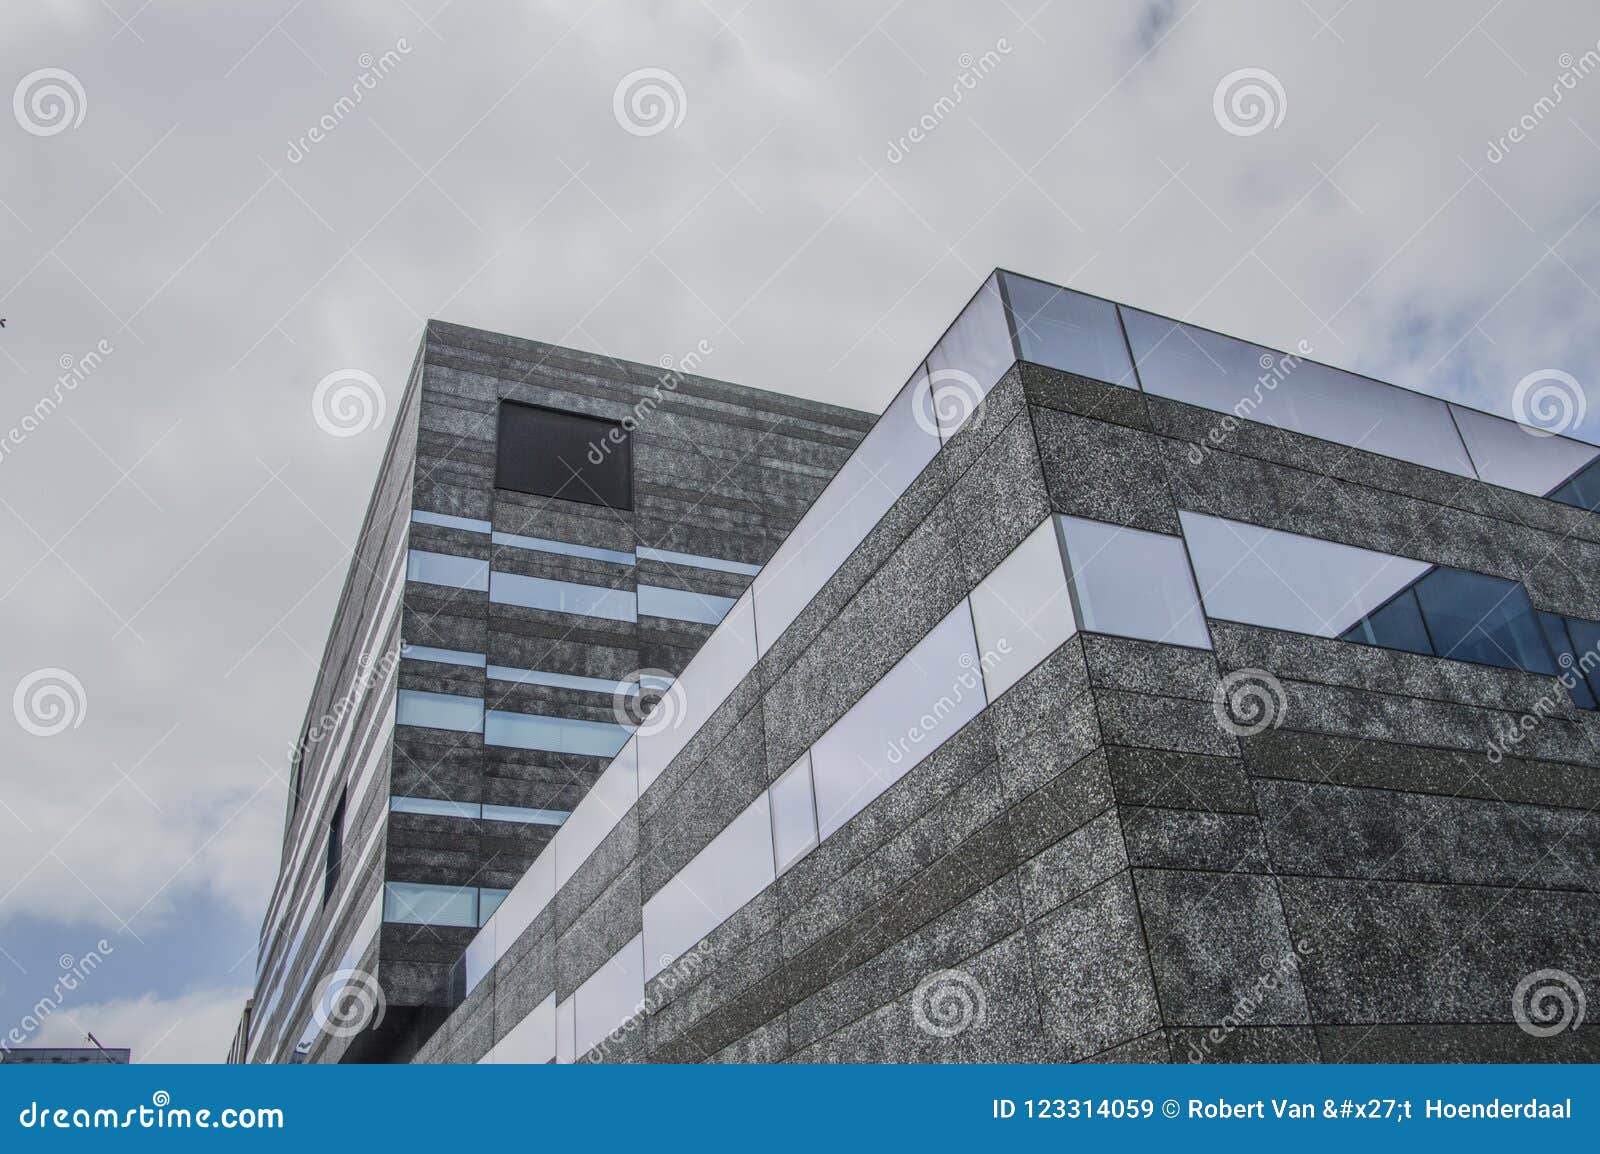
768 752 819 874
477 888 508 925
401 643 486 668
482 803 568 825
407 549 489 592
489 571 637 621
1121 307 1474 476
922 272 1016 441
1413 568 1555 675
1340 588 1433 656
383 881 477 927
487 665 632 696
968 516 1078 699
555 740 638 889
1549 457 1600 511
810 601 986 840
1001 273 1137 387
496 992 557 1064
637 546 762 576
491 530 634 566
483 710 631 757
396 689 484 733
572 933 644 1059
752 378 941 651
639 594 758 791
390 796 481 819
1179 511 1432 637
411 509 492 534
1538 614 1597 710
1449 405 1600 498
643 795 776 979
637 584 736 624
1057 516 1211 649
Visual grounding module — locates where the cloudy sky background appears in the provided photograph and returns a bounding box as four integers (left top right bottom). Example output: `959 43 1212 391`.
2 0 1598 1062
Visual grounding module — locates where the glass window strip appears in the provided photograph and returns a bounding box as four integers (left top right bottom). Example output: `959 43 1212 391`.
491 530 635 567
636 545 762 576
400 642 487 668
411 509 492 534
487 664 638 696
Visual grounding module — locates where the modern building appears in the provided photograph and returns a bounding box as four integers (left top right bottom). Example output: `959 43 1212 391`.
408 271 1599 1064
239 322 873 1063
1 1047 130 1064
251 270 1600 1065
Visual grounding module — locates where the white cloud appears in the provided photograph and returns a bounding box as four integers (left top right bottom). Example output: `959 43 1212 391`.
26 987 248 1065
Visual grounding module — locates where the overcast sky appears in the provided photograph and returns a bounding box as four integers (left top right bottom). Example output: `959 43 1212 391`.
2 0 1598 1063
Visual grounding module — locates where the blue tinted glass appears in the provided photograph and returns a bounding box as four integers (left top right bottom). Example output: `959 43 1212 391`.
407 550 489 591
396 689 484 733
636 546 761 576
1549 457 1600 511
1538 614 1597 709
411 509 492 534
1414 569 1555 675
483 709 631 756
637 584 735 624
383 881 477 927
477 888 508 925
491 530 634 566
1559 616 1600 708
1340 589 1433 656
489 571 637 621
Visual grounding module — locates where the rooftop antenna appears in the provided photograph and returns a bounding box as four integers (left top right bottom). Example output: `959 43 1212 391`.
84 1031 117 1063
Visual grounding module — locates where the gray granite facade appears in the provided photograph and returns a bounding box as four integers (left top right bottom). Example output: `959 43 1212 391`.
410 357 1600 1065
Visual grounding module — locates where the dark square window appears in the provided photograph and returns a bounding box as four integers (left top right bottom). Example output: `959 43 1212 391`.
1414 568 1555 675
324 789 346 904
1341 588 1433 656
495 401 632 510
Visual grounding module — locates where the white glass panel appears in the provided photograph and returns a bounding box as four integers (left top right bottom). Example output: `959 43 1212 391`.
1001 273 1137 387
637 546 762 576
411 509 492 534
968 517 1078 699
1179 510 1433 637
400 643 486 668
810 601 987 840
1450 404 1600 497
639 593 759 792
491 530 634 566
923 272 1015 441
489 571 637 621
768 752 819 874
643 794 777 979
753 381 940 652
497 992 556 1064
390 796 480 819
396 689 484 733
556 995 575 1064
407 549 489 592
1121 307 1474 476
573 933 645 1060
464 912 496 992
484 845 556 976
484 710 631 757
1056 516 1212 649
488 664 634 696
554 739 639 890
638 583 736 624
